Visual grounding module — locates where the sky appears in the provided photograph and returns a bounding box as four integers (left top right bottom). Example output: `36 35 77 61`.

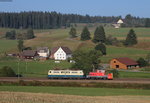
0 0 150 18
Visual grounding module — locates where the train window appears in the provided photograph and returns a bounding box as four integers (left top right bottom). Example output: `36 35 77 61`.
72 72 77 73
53 71 60 73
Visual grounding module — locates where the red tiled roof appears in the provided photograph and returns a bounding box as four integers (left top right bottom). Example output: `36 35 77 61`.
115 57 138 66
51 46 72 55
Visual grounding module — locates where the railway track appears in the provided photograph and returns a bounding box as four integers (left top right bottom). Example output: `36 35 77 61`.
0 77 150 84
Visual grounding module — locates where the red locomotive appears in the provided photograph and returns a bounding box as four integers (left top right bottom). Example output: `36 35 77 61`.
86 70 113 80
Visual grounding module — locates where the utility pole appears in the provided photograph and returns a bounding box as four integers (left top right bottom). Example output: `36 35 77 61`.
25 60 27 73
17 59 20 80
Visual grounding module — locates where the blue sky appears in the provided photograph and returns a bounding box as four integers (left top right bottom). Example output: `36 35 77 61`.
0 0 150 17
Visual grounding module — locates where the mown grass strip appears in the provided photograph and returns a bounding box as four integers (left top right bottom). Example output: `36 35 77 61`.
0 86 150 96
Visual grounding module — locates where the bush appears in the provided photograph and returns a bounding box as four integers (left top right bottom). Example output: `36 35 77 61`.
109 69 119 78
0 66 16 77
137 58 149 67
105 35 121 46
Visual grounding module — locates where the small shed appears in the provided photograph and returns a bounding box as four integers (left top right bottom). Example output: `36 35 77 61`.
110 57 139 69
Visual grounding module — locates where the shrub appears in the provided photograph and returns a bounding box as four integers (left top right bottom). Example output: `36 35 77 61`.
0 66 16 77
109 69 119 78
137 58 149 67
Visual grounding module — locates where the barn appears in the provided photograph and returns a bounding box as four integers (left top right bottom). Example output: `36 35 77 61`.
20 50 38 59
110 57 139 69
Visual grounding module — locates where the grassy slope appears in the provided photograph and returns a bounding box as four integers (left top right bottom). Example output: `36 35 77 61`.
0 86 150 96
0 26 150 77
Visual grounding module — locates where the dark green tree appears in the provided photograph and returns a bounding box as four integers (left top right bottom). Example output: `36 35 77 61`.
72 49 101 74
95 43 107 55
69 27 77 38
0 66 16 77
17 40 24 52
124 29 137 46
145 18 150 27
93 26 106 43
80 26 91 41
26 28 35 39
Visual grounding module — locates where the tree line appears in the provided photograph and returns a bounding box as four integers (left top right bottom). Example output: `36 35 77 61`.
0 11 125 29
0 12 149 29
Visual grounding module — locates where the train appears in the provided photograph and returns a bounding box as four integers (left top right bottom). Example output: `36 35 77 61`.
48 69 113 80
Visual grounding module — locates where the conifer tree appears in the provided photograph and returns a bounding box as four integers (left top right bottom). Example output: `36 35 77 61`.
145 18 150 27
93 26 106 43
95 43 106 55
124 29 137 46
69 27 77 38
80 26 91 40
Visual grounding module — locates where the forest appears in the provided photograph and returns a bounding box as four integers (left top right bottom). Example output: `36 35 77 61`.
0 11 149 29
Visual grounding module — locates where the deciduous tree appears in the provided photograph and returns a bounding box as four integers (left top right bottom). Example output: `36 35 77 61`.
17 40 24 52
72 49 101 74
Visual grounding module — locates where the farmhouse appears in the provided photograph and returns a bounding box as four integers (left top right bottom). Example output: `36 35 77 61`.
20 50 38 59
110 57 139 69
50 46 72 60
37 47 49 59
112 19 124 28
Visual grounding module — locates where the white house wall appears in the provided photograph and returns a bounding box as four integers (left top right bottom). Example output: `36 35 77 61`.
53 47 72 60
54 48 67 60
38 50 49 57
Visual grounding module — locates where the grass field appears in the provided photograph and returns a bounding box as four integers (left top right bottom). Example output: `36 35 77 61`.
0 40 17 53
119 71 150 78
1 92 150 103
0 59 71 77
0 86 150 96
0 57 150 77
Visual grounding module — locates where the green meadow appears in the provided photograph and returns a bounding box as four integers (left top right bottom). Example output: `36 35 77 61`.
0 86 150 96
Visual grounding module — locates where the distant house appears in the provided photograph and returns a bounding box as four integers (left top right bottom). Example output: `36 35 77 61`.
37 47 49 59
20 50 38 59
110 57 139 69
112 19 124 28
50 46 72 60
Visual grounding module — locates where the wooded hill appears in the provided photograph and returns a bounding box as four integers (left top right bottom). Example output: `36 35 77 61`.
0 12 149 29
